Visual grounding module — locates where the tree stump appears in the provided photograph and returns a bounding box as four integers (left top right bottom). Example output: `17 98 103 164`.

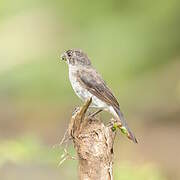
68 98 116 180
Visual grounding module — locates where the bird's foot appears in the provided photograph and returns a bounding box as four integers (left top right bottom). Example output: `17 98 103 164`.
88 109 103 118
72 107 80 116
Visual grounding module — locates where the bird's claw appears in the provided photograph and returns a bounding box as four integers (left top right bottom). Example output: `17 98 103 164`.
88 109 103 118
72 107 80 116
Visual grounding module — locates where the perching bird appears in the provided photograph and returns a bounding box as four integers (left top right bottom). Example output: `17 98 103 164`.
60 49 137 143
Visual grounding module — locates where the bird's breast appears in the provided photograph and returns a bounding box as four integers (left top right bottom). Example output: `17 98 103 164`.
69 67 90 101
68 66 108 109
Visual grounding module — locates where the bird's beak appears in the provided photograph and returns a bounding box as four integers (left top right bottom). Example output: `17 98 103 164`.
60 52 67 61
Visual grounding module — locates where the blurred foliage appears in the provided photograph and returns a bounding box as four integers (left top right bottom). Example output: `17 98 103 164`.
0 0 179 136
0 0 180 103
0 0 180 179
0 136 60 166
114 163 167 180
0 137 167 180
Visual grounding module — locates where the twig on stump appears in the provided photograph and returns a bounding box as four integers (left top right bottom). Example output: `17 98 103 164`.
68 98 116 180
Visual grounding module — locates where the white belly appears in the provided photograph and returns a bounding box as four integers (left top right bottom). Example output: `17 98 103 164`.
69 66 108 109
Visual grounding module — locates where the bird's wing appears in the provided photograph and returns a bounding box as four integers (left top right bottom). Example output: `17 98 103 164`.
77 68 119 109
77 67 137 143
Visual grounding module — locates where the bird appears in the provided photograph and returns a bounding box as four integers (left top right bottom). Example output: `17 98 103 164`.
60 49 137 143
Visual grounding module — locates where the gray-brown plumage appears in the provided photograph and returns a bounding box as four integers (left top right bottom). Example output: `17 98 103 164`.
77 69 119 109
60 49 137 143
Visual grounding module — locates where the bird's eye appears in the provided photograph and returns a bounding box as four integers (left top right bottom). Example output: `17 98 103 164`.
66 50 72 57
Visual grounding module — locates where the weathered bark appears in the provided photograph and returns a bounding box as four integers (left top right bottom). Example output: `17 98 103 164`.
68 98 116 180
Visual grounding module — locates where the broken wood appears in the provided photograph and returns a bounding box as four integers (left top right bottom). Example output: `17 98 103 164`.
68 98 116 180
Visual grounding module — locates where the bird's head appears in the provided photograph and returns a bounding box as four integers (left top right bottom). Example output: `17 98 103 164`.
60 49 91 66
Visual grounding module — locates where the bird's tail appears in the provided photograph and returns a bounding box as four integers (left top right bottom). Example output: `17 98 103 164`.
113 107 138 143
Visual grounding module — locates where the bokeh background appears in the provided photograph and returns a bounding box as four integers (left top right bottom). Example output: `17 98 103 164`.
0 0 180 179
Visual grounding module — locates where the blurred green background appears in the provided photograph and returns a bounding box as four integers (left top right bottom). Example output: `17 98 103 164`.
0 0 180 179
